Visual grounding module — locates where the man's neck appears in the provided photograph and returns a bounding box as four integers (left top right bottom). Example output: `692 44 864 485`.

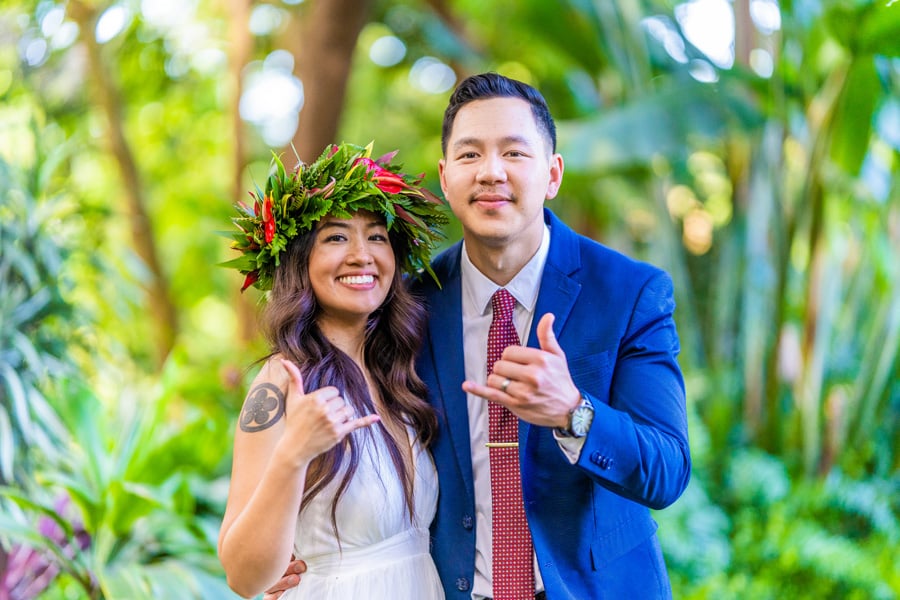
463 232 542 286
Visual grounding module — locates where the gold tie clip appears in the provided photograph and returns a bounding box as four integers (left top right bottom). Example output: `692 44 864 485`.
485 442 519 448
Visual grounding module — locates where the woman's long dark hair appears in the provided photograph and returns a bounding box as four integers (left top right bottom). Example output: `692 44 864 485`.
260 222 437 539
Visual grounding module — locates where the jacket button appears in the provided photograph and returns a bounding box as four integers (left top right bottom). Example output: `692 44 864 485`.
602 457 614 470
462 515 474 530
591 451 602 464
456 577 470 591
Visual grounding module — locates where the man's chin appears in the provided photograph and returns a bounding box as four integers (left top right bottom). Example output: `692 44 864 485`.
465 223 516 246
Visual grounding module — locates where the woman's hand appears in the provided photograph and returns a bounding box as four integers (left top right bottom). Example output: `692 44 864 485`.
277 359 380 464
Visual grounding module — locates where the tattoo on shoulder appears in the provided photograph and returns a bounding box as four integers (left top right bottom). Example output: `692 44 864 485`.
239 383 286 432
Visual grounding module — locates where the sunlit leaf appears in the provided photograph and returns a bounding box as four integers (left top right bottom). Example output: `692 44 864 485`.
830 58 880 174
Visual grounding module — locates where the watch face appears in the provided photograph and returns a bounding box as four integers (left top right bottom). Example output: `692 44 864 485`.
571 406 593 436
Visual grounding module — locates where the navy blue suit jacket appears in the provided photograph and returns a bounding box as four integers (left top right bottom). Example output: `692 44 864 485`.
413 209 691 599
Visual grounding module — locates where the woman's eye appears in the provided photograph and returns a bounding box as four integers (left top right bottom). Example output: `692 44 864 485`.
369 233 388 242
324 234 346 242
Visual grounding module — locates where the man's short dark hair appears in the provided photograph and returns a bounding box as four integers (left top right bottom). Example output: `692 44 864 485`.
441 72 557 155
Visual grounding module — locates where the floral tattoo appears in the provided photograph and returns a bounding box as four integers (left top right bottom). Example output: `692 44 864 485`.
239 383 286 432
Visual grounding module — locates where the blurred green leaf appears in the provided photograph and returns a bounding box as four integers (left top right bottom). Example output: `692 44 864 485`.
830 58 880 173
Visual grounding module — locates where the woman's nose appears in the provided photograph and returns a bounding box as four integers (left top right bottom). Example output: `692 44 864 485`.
346 239 374 264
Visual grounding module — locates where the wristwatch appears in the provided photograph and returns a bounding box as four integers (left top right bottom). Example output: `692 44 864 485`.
556 393 594 438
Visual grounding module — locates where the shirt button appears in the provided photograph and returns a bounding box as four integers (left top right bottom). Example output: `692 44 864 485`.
462 515 474 530
455 577 470 591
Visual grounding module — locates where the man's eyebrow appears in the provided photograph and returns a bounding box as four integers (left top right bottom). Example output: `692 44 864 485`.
500 134 533 147
450 136 482 151
450 135 534 151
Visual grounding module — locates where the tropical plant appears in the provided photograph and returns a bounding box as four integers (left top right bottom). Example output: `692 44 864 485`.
0 372 239 600
0 144 71 484
0 122 237 597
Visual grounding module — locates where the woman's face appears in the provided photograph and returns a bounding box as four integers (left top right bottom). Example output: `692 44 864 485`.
308 210 396 326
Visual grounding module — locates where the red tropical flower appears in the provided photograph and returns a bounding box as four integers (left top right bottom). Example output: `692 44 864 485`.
262 195 275 244
241 271 259 292
354 157 408 194
375 172 407 194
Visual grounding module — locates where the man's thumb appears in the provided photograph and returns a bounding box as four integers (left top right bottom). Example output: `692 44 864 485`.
537 313 563 356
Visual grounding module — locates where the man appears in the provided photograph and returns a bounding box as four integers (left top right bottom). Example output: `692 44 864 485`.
267 72 690 599
420 72 689 599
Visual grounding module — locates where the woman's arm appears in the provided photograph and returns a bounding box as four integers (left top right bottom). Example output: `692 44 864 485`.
217 358 379 598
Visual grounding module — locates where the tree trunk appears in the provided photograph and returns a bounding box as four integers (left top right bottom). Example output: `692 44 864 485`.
68 0 178 365
285 0 375 163
226 0 260 346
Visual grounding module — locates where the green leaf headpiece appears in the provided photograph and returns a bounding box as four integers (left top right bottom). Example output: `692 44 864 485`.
222 142 448 292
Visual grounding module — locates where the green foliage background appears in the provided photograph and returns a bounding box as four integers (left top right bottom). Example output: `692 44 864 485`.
1 0 898 598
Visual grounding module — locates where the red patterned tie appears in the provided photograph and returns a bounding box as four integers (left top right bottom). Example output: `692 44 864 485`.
486 288 534 600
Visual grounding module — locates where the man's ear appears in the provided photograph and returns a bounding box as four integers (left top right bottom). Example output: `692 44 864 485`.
438 159 448 196
546 153 564 200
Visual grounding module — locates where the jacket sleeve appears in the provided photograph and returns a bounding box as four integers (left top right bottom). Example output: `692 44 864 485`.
572 270 691 510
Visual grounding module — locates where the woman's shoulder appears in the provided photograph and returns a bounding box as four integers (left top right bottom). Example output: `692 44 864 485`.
248 354 291 392
234 356 291 436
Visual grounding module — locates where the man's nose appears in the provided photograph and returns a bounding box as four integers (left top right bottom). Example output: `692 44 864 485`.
477 153 507 184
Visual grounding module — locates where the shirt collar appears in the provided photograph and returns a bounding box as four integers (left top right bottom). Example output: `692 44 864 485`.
461 224 551 317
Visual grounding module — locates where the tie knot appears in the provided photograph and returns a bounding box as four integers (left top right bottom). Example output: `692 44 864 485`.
491 288 516 323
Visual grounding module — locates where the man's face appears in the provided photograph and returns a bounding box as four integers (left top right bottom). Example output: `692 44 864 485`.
439 97 563 253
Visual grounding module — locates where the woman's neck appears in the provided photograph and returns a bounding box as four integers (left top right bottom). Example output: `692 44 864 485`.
317 316 413 469
316 317 367 365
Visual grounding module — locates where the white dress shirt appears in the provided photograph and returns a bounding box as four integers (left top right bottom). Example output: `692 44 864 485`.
460 225 586 599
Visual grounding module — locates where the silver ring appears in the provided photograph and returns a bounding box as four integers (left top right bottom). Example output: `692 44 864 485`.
500 378 511 393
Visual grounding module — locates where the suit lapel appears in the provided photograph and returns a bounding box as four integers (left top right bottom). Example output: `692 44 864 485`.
521 210 583 445
529 210 582 346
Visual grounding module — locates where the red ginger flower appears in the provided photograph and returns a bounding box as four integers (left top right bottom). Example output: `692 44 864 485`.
354 157 408 194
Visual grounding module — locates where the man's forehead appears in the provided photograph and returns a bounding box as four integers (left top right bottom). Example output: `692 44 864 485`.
450 100 540 135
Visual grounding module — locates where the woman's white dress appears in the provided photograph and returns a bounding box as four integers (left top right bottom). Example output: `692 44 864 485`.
281 426 444 600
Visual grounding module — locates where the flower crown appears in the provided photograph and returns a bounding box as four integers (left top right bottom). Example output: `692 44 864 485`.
222 142 448 292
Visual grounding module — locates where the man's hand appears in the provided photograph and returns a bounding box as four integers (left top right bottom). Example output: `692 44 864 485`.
462 313 580 428
262 559 307 600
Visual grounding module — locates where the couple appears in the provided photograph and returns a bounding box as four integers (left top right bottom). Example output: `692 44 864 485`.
218 73 691 600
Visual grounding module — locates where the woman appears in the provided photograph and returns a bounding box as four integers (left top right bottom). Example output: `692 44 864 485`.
218 142 448 599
